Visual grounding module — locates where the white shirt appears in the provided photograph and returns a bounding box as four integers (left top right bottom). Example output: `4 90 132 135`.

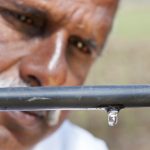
33 120 108 150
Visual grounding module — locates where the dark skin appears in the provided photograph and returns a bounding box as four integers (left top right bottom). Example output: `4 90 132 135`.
0 0 119 149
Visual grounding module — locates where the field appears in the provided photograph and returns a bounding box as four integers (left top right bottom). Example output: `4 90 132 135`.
70 1 150 150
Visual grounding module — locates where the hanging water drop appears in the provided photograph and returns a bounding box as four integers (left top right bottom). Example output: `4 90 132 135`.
107 109 119 127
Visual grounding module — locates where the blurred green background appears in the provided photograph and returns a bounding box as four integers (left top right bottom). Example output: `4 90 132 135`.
69 1 150 150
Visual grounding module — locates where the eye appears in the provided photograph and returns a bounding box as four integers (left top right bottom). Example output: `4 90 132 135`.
69 36 92 55
0 8 46 36
0 8 34 26
16 14 33 25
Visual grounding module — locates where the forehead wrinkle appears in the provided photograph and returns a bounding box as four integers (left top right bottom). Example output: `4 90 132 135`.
67 5 107 30
0 0 117 14
1 0 118 8
1 0 117 40
0 0 25 7
46 0 114 42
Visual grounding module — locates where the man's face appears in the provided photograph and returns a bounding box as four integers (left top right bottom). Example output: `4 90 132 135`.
0 0 118 149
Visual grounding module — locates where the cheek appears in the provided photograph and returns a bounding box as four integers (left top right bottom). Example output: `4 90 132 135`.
0 27 24 71
65 57 94 86
0 45 28 73
0 17 22 71
65 49 96 86
0 17 40 73
0 38 39 74
0 17 23 42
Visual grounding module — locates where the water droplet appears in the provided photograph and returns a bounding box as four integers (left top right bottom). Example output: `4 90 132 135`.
108 109 118 127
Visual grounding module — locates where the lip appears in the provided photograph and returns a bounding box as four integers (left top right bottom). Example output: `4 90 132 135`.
7 111 47 128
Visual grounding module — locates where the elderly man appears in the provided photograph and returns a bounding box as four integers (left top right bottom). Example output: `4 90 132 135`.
0 0 119 150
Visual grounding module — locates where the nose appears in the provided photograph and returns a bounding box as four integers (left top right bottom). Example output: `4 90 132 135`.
19 31 68 86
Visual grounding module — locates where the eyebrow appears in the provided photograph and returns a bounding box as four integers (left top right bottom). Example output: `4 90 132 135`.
0 0 45 15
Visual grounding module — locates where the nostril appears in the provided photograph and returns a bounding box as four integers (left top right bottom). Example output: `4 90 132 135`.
25 75 41 87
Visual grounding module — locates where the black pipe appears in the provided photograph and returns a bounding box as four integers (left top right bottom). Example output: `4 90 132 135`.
0 85 150 111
